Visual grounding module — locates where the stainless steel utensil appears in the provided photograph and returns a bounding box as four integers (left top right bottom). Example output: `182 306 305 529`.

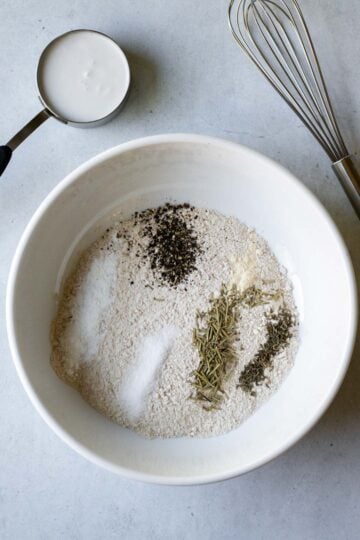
0 29 131 177
228 0 360 217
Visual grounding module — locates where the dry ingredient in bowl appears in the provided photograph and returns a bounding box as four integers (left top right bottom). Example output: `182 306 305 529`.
191 285 285 409
238 306 295 395
192 284 242 410
136 203 201 287
51 203 299 438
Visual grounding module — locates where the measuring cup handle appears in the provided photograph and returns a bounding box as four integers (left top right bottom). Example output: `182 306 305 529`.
0 146 12 176
0 109 50 176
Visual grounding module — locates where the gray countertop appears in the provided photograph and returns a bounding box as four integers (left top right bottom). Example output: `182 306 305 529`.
1 1 359 538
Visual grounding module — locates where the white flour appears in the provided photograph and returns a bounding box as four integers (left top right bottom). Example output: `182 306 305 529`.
51 206 299 438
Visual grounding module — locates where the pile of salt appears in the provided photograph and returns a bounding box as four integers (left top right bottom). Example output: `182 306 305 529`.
64 253 117 370
118 326 179 421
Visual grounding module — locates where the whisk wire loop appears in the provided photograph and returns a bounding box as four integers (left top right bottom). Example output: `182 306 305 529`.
228 0 348 161
252 1 344 159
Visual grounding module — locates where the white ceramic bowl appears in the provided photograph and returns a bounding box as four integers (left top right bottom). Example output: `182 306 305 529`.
6 134 357 485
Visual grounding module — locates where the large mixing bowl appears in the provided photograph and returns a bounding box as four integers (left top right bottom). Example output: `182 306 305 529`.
6 134 357 484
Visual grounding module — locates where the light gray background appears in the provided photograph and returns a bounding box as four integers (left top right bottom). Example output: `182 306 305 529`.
1 1 359 538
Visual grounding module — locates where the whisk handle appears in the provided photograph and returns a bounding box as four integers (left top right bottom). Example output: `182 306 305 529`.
332 156 360 219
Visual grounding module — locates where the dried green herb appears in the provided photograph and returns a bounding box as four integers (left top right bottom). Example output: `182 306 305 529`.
240 286 282 308
192 284 241 410
191 285 285 409
238 306 294 395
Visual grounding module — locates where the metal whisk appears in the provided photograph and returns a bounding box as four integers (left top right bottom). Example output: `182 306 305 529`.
228 0 360 217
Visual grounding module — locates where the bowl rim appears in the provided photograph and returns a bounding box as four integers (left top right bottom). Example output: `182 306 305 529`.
6 133 358 485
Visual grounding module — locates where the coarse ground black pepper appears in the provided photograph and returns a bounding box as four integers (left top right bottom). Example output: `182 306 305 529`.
136 203 201 287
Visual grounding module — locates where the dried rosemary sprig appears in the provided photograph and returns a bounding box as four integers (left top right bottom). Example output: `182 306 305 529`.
192 284 241 410
238 306 294 395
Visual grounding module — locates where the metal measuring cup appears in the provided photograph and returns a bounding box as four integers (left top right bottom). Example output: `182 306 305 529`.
0 29 131 176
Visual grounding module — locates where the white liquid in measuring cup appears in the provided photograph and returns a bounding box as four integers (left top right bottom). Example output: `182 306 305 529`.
38 30 130 123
